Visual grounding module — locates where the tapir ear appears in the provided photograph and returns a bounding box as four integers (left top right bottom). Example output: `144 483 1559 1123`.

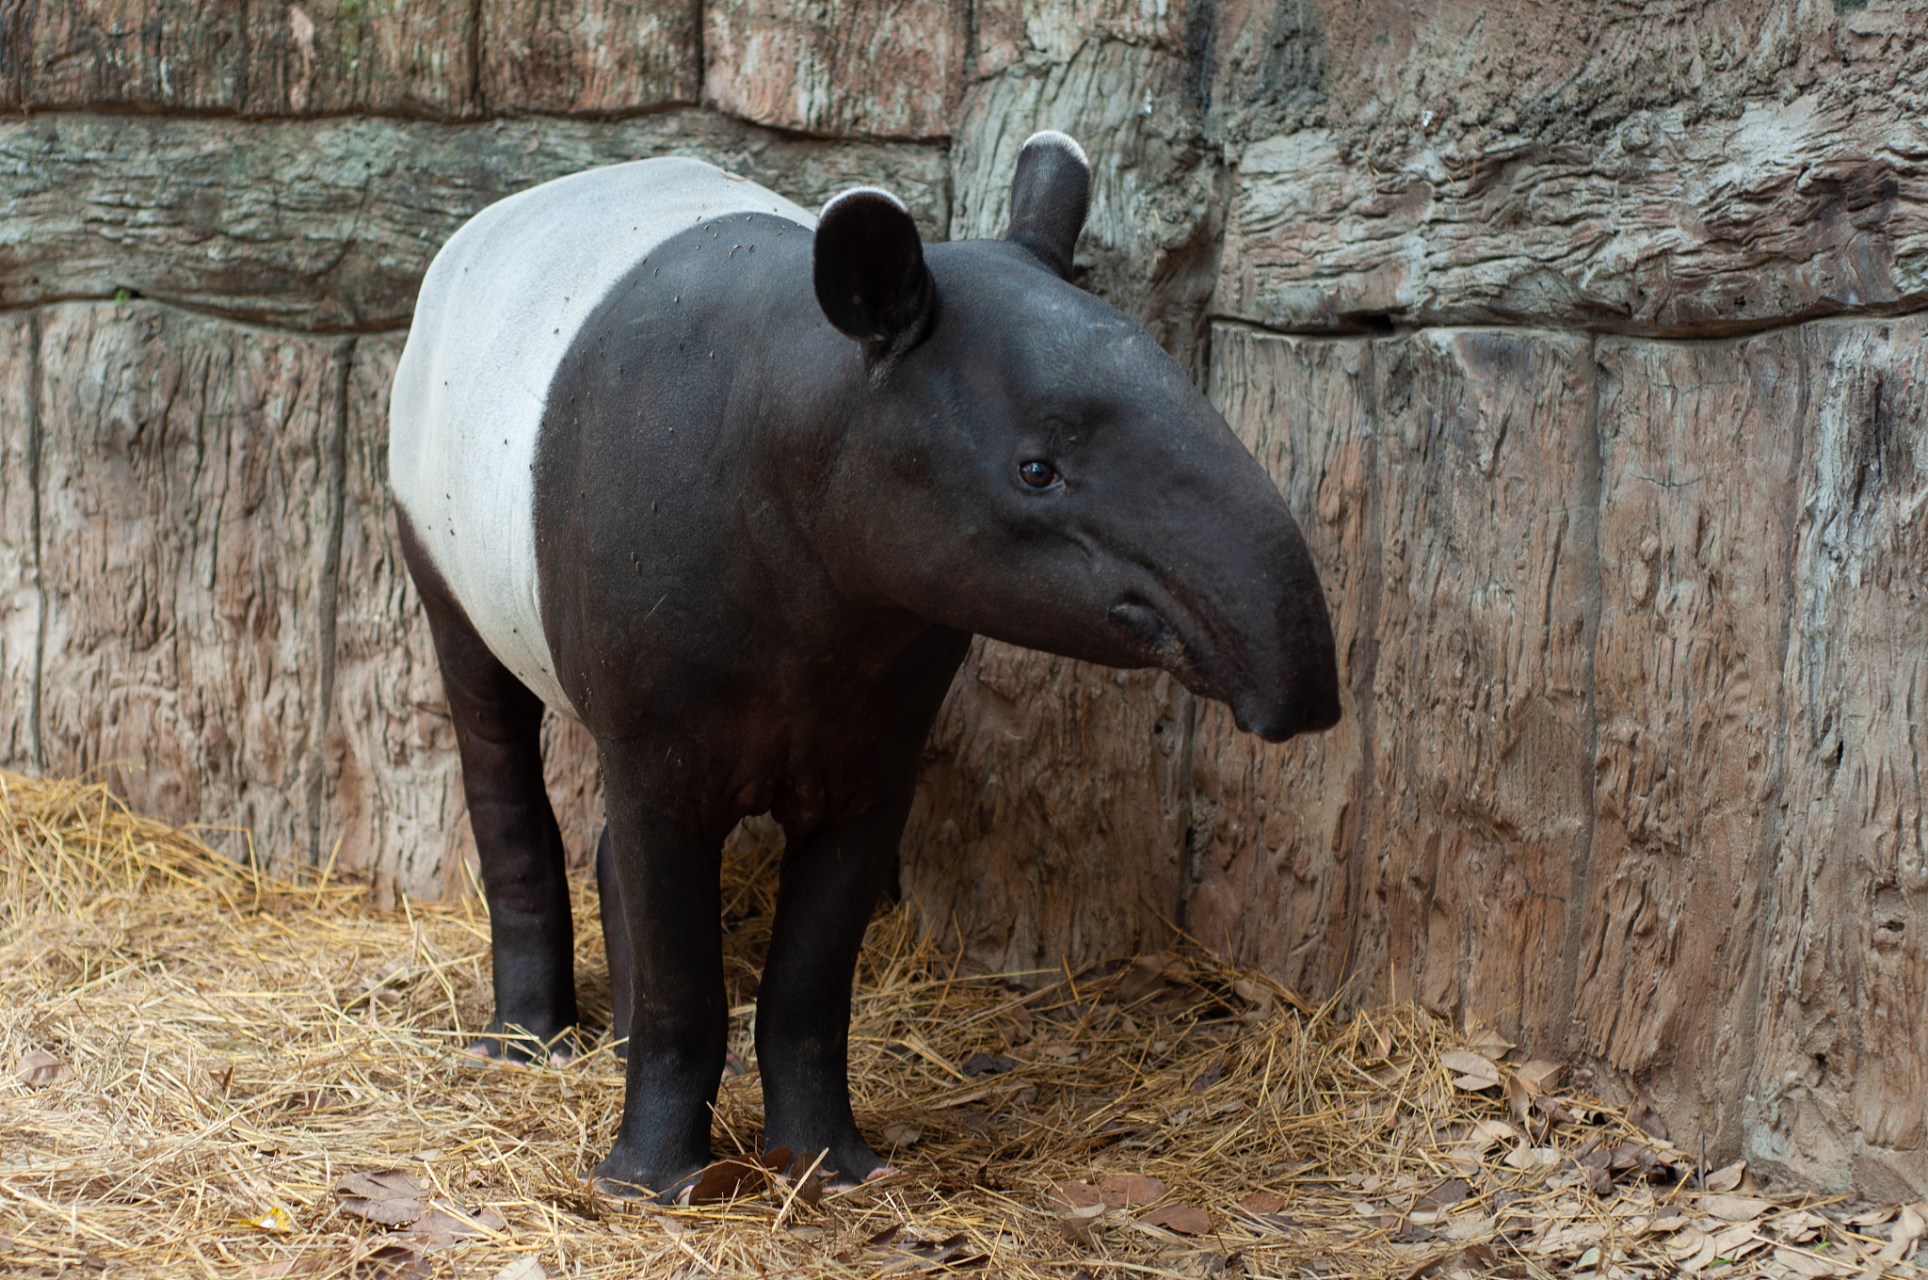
813 187 935 350
1005 130 1090 280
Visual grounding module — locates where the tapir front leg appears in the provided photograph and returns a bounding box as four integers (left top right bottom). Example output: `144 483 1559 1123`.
592 743 729 1200
407 525 579 1064
757 792 914 1186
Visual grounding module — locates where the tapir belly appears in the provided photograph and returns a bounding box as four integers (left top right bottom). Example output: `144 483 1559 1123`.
389 158 816 716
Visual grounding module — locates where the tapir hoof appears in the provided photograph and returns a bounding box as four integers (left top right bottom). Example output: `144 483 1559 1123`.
591 1161 707 1206
466 1020 578 1067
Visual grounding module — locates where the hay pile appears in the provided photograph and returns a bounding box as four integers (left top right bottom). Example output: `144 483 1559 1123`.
3 771 1922 1280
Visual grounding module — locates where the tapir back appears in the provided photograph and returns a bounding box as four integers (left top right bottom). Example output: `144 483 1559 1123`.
390 158 815 715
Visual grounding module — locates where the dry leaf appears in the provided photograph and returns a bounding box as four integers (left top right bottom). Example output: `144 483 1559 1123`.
1677 1233 1721 1273
1711 1223 1764 1259
337 1171 428 1226
1703 1195 1773 1222
493 1260 546 1280
1668 1228 1711 1262
391 1202 505 1250
1847 1206 1900 1228
686 1149 788 1205
1467 1119 1517 1153
353 1244 431 1280
1048 1181 1103 1211
1503 1145 1561 1171
1440 1051 1500 1088
1629 1102 1669 1140
1100 1174 1168 1208
1414 1179 1471 1211
1706 1160 1747 1193
1469 1027 1517 1058
1505 1074 1531 1124
1877 1202 1927 1263
1240 1191 1287 1215
1142 1204 1212 1235
16 1048 70 1088
879 1122 921 1148
1774 1246 1844 1277
1779 1210 1828 1244
1515 1059 1563 1093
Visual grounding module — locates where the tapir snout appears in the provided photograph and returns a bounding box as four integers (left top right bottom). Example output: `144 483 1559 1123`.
1086 388 1341 744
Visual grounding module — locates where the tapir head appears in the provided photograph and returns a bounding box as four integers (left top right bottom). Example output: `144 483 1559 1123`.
811 132 1340 742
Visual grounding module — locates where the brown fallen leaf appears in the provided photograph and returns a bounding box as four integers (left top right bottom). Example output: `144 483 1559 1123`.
1515 1059 1563 1093
1877 1202 1927 1263
686 1149 790 1205
337 1171 428 1226
1100 1174 1168 1208
1778 1210 1828 1244
353 1244 431 1280
1440 1051 1500 1091
16 1048 70 1088
390 1202 506 1251
1774 1245 1844 1278
1710 1222 1765 1260
1702 1194 1773 1222
1847 1206 1900 1228
1414 1179 1471 1212
1467 1025 1517 1057
1505 1074 1532 1124
791 1165 826 1211
1667 1228 1711 1262
1705 1159 1747 1193
1142 1204 1212 1235
1049 1181 1103 1211
1534 1094 1576 1124
1239 1191 1287 1215
879 1122 922 1148
1502 1144 1560 1171
1629 1102 1668 1140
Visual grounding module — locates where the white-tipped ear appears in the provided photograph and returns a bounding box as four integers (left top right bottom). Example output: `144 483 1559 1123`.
1006 131 1090 280
813 187 934 348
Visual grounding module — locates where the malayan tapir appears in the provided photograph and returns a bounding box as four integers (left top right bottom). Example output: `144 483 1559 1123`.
389 131 1340 1200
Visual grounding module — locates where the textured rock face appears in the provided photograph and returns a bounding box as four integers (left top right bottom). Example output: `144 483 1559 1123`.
3 0 1925 1199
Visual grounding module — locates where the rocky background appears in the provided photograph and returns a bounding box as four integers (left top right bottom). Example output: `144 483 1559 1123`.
1 0 1924 1199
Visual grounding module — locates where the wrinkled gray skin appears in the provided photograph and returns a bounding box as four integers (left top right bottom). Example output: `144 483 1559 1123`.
399 134 1339 1201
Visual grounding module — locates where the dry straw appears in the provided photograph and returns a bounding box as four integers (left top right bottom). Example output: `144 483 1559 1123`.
2 770 1920 1279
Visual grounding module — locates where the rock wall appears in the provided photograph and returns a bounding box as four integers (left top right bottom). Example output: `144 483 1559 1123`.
2 0 1923 1198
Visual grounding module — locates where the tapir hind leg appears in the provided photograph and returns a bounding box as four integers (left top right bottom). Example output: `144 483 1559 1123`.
403 518 579 1064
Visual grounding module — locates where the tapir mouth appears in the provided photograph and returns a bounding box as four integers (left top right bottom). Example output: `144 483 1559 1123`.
1106 597 1194 676
1106 593 1339 744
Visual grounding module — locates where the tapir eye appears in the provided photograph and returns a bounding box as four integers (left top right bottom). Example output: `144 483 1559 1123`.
1017 459 1061 489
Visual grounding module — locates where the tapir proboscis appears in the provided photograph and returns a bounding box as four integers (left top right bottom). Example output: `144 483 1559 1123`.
389 130 1340 1200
